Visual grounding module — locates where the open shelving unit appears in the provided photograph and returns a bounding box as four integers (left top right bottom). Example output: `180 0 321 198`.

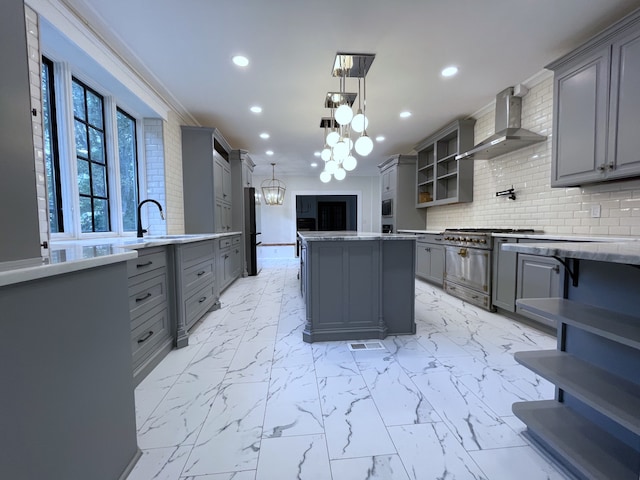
415 118 475 207
514 297 640 479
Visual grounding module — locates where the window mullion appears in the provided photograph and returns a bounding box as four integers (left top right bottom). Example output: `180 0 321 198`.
53 61 80 239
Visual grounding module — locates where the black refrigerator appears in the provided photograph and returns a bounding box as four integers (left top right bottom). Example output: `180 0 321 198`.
244 187 262 275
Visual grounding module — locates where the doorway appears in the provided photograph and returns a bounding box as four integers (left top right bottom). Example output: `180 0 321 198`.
318 202 347 230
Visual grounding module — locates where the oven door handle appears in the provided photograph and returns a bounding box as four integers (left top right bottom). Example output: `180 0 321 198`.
457 247 468 258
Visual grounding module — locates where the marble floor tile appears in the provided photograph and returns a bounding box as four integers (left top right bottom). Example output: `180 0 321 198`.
262 364 324 438
255 434 331 480
182 382 269 476
272 330 313 368
181 471 256 480
137 374 222 449
318 375 396 460
126 445 191 480
224 340 274 383
470 445 572 480
330 454 410 480
388 423 488 480
312 342 360 378
409 371 527 451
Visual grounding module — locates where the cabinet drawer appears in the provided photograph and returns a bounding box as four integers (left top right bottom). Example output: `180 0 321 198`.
181 240 215 265
182 258 215 296
131 305 170 366
184 283 216 330
129 271 168 323
232 235 241 246
219 237 233 249
127 249 167 278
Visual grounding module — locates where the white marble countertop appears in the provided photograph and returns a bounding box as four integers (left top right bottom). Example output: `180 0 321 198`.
502 240 640 265
0 232 242 287
298 231 418 241
397 230 443 235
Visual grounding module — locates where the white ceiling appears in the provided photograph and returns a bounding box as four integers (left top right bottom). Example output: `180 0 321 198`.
61 0 640 177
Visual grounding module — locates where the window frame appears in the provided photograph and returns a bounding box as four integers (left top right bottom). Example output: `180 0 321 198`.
45 60 146 239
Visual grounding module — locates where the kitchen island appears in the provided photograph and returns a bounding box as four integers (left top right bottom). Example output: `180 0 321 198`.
501 240 640 479
298 231 417 343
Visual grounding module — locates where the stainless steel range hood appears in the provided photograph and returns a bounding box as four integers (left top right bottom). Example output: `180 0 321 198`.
456 86 546 160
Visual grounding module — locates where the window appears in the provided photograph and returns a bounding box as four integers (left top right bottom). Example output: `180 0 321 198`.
42 57 63 233
116 108 139 231
72 78 110 233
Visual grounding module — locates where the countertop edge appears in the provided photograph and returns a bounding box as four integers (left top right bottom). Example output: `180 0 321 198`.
502 241 640 266
298 232 418 241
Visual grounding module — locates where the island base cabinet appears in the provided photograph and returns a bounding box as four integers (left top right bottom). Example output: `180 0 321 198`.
0 263 140 480
300 236 416 343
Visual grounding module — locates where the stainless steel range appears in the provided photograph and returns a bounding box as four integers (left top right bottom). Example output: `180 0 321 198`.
442 228 533 310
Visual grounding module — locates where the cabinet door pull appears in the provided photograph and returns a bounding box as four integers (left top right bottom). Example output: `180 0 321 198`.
198 296 207 303
136 260 153 268
597 164 606 172
197 270 206 276
137 331 154 344
553 265 560 273
606 162 615 171
135 292 153 302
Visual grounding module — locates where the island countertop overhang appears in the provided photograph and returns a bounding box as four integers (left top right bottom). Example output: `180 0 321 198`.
297 231 418 241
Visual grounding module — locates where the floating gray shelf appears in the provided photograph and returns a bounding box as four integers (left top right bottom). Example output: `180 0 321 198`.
513 400 640 480
515 350 640 435
516 297 640 351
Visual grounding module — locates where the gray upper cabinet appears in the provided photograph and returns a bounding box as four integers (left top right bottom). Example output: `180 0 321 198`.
181 126 233 233
548 9 640 186
378 154 426 232
414 119 475 207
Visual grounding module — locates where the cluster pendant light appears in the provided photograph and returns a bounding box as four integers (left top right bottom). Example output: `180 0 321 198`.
319 53 375 183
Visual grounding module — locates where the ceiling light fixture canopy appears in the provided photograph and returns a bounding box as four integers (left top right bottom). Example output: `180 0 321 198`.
261 163 286 206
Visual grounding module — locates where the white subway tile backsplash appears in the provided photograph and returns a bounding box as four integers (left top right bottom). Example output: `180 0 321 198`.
426 76 640 236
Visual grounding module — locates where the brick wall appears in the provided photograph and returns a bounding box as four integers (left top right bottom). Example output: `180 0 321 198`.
425 76 640 236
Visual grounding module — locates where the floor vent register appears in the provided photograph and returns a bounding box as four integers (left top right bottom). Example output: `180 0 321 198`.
348 341 386 351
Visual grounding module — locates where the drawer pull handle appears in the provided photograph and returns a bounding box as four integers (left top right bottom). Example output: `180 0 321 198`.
197 270 206 276
136 261 153 268
135 292 152 302
137 331 154 344
198 296 207 303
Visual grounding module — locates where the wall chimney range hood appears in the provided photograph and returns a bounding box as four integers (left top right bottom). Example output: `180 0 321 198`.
455 86 546 160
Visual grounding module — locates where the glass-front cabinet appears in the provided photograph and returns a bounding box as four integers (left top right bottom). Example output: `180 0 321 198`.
415 119 475 207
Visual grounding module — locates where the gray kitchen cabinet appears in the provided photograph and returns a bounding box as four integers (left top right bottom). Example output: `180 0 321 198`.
516 253 564 328
174 239 217 347
181 126 233 233
217 234 242 292
127 246 173 384
548 9 640 186
492 237 518 312
0 0 41 263
415 234 445 285
414 119 475 207
378 154 426 232
1 261 139 480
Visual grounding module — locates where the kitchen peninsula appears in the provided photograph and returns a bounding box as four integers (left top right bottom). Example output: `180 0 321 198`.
501 240 640 479
298 231 417 343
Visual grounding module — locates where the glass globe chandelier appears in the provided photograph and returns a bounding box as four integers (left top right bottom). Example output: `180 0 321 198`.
261 163 286 205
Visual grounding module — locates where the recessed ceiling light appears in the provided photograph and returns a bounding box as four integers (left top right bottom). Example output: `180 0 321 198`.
260 132 270 139
250 106 262 114
441 65 458 77
266 150 274 156
375 136 385 142
400 111 412 118
232 55 249 67
313 151 321 157
311 162 318 168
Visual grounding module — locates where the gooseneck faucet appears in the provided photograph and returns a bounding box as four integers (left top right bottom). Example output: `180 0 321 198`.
137 199 165 237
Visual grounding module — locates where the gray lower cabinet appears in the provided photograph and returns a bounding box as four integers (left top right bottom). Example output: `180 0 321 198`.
174 240 217 347
128 247 173 385
415 234 445 285
217 234 242 292
1 261 140 480
516 253 564 328
492 237 518 312
548 9 640 186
